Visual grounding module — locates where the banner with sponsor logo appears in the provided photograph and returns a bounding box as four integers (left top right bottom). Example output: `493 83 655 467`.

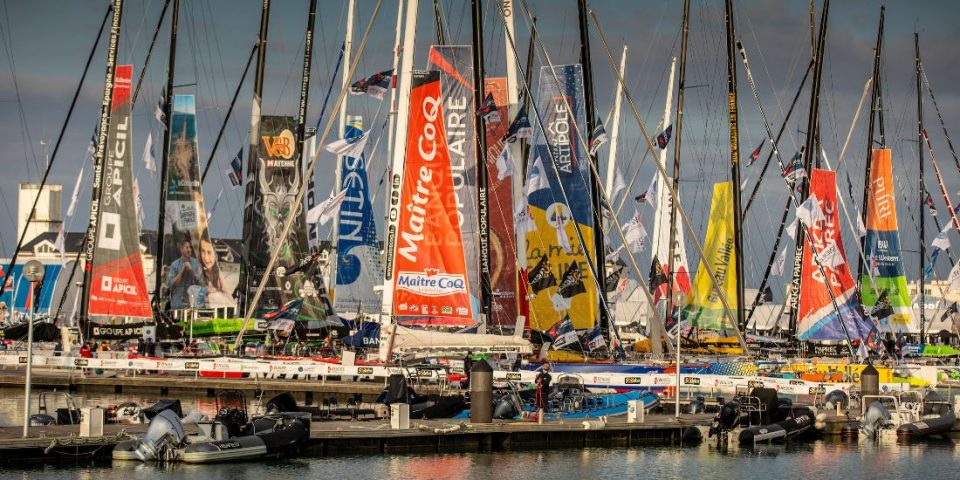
525 64 597 331
390 71 473 324
244 116 331 323
682 182 736 330
428 46 480 315
88 65 152 319
483 77 519 327
797 169 875 341
651 174 691 304
333 117 382 314
861 149 915 333
161 95 236 311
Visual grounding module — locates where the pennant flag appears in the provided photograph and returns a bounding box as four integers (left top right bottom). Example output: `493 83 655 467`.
623 211 647 253
307 189 348 226
503 104 533 143
588 115 609 155
787 216 799 239
227 147 243 188
796 193 825 226
870 290 894 320
349 69 393 99
324 128 369 158
550 315 578 349
758 285 774 305
656 124 673 149
924 190 938 216
495 146 514 180
611 167 627 200
772 246 788 276
142 131 157 174
154 88 167 127
933 231 951 251
557 262 586 298
748 141 763 166
817 242 846 268
650 255 669 304
635 175 658 207
528 255 558 294
66 166 84 217
478 92 500 123
586 326 606 351
781 151 805 183
857 215 867 238
525 156 550 195
514 200 537 234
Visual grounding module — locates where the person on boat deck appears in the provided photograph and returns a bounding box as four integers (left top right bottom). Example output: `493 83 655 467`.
167 236 202 310
536 363 552 411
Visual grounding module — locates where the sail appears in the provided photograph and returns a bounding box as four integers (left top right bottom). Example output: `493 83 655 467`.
428 46 480 316
483 77 519 328
650 174 691 303
333 117 382 315
161 95 236 311
797 169 875 341
245 115 331 322
87 65 152 319
390 70 473 324
525 64 598 331
682 181 736 330
860 149 916 333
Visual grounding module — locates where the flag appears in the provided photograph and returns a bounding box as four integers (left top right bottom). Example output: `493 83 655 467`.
586 326 606 351
495 146 514 180
856 341 869 361
817 242 845 268
857 215 867 238
611 167 627 200
870 253 881 278
605 245 624 262
478 92 500 123
772 246 787 276
925 248 941 281
324 128 369 158
66 166 84 217
604 267 621 293
588 115 609 155
787 217 799 239
525 156 550 195
656 124 673 149
349 69 393 99
141 131 156 175
748 141 763 166
307 189 348 226
261 299 303 321
635 175 658 207
796 193 825 226
941 302 958 322
503 104 533 143
550 315 578 349
781 151 805 183
933 231 951 251
758 285 774 305
557 262 586 299
227 148 243 188
527 255 557 294
650 256 669 304
54 224 66 266
514 199 536 234
284 250 324 277
949 260 960 293
623 211 647 253
133 177 145 230
870 290 893 320
154 89 167 127
924 191 938 216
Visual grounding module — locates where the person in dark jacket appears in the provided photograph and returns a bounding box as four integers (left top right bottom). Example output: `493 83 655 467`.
536 362 552 411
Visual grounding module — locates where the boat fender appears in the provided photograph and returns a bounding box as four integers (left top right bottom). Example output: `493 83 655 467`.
582 419 606 430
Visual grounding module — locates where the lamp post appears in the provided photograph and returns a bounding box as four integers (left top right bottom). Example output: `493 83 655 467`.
22 260 45 438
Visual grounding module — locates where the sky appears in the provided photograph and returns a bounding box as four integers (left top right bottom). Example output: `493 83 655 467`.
2 0 960 299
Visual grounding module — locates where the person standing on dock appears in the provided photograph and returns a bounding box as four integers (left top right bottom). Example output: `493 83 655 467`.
463 351 474 388
536 363 552 412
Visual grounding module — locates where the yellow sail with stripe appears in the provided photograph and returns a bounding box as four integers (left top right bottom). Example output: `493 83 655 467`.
683 182 737 330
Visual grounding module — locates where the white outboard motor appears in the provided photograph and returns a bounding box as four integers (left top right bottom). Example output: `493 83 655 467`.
861 401 890 439
134 410 187 461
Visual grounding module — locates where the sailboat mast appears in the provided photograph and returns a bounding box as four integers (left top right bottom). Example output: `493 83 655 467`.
151 0 180 312
604 46 626 195
240 0 272 313
916 32 926 340
503 0 527 282
671 0 690 418
724 0 746 333
384 0 405 221
329 0 354 290
857 6 883 287
433 0 445 45
577 0 609 338
80 0 125 332
471 0 493 322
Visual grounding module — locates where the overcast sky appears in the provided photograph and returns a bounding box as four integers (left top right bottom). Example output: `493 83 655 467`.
2 0 960 297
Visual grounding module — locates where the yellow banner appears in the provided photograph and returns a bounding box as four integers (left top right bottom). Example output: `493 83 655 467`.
684 182 737 330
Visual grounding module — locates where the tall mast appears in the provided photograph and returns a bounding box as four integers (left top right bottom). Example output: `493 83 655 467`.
788 0 829 337
471 0 493 323
381 0 420 317
433 0 445 45
329 0 355 289
502 1 528 327
577 0 609 338
240 0 272 312
857 6 883 287
916 32 926 341
80 0 125 332
670 0 690 413
724 0 746 334
604 46 627 195
384 0 405 222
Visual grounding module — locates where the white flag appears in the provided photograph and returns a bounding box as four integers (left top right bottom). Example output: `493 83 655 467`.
623 211 647 253
495 147 514 181
324 130 369 158
525 156 550 195
141 132 157 175
796 194 825 227
551 293 573 312
771 246 787 276
514 199 536 234
54 224 66 266
817 242 845 268
857 215 867 238
66 166 84 217
132 177 145 230
605 245 624 262
643 175 659 209
949 261 960 293
611 167 627 200
787 217 799 240
933 231 951 251
307 189 348 226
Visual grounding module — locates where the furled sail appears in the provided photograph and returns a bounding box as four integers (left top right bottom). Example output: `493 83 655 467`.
650 174 691 305
683 181 736 330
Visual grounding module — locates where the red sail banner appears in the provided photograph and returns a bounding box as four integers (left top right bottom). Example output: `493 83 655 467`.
88 65 153 318
483 77 519 327
391 71 473 323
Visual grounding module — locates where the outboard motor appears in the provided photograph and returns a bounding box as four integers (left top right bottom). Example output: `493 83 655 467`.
823 390 849 411
708 400 741 438
133 410 187 461
861 400 891 439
